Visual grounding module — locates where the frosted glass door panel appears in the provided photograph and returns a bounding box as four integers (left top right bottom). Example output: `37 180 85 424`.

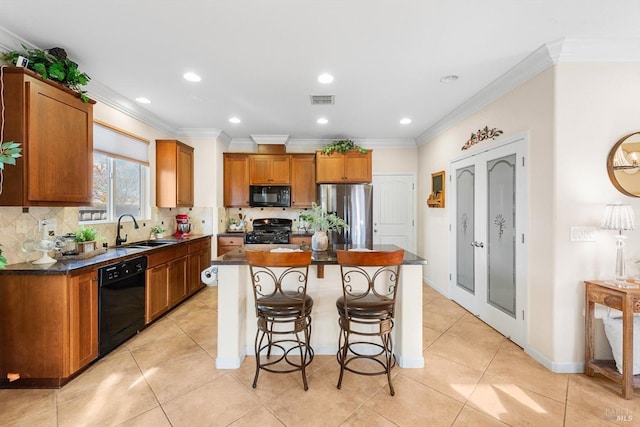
456 166 475 294
486 154 516 318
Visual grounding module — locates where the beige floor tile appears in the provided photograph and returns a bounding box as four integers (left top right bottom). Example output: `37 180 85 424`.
467 374 566 427
162 375 261 427
423 326 442 350
228 406 286 427
428 315 505 371
401 351 483 403
0 389 56 426
57 350 141 404
266 377 364 426
130 329 202 371
125 317 185 351
364 375 463 426
428 296 469 320
451 406 510 426
57 370 159 427
563 404 624 427
423 309 462 332
423 284 442 304
484 341 569 403
143 349 224 403
230 355 306 403
566 374 640 422
339 407 397 426
116 406 172 427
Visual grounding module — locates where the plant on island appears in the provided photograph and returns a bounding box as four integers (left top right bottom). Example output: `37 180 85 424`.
299 203 349 233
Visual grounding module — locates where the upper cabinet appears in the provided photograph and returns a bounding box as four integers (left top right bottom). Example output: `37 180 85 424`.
0 67 94 206
291 154 316 207
156 139 194 208
224 153 250 207
249 155 291 184
315 150 372 183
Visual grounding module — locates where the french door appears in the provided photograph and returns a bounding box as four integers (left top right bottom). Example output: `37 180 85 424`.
449 137 528 347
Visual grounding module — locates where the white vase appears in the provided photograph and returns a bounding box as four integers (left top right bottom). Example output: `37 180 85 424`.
312 230 329 251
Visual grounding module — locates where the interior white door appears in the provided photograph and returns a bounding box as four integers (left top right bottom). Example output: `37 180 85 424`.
449 137 528 347
372 174 415 252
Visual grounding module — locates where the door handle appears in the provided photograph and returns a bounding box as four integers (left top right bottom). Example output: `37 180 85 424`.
470 241 484 248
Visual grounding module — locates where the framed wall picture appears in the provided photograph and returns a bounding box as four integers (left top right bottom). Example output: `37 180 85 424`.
427 170 445 208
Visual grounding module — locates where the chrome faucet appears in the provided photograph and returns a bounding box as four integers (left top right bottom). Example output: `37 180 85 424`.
115 214 139 246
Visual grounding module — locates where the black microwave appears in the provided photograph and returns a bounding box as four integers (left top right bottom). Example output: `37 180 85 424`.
249 185 291 207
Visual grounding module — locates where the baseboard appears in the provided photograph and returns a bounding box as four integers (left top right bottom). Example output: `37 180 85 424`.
525 345 585 374
396 355 425 369
215 355 245 369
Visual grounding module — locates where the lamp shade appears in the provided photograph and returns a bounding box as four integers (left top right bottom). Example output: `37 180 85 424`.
601 203 637 231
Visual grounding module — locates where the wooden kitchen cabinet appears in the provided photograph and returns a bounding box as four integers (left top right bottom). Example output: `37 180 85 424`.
188 237 211 295
0 67 94 206
289 234 312 246
249 154 291 184
224 153 250 207
315 150 372 183
145 243 189 323
291 154 316 207
156 139 194 208
218 234 244 255
0 268 98 387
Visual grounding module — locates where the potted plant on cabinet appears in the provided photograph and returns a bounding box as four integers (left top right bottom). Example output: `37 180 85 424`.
320 139 367 155
299 203 349 251
74 226 103 253
150 224 167 239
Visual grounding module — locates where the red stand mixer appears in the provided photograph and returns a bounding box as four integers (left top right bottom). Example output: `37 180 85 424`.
174 214 192 237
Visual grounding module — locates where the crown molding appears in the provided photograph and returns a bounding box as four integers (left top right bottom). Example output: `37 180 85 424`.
250 134 290 145
416 37 640 146
176 128 225 139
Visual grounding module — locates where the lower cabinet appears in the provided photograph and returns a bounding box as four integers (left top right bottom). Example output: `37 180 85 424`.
188 237 211 295
0 268 98 387
217 235 243 255
168 257 188 306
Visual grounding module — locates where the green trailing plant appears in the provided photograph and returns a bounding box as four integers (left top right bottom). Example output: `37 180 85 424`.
2 45 91 102
74 226 103 242
0 244 7 269
320 139 367 155
299 203 349 232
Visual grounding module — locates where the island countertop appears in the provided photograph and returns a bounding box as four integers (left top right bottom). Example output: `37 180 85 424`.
211 244 427 266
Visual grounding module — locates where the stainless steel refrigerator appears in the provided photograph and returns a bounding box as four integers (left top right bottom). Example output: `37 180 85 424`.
318 184 373 247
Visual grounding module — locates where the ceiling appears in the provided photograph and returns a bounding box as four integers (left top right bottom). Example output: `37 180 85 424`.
0 1 638 143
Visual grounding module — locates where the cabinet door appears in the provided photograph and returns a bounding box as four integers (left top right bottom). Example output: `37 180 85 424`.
176 143 194 206
291 154 316 207
224 154 250 207
249 155 291 184
146 265 169 323
315 152 346 183
168 257 188 306
69 270 98 373
343 151 372 183
27 79 93 204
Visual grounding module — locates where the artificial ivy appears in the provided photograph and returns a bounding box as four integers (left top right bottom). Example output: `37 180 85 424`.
320 139 367 155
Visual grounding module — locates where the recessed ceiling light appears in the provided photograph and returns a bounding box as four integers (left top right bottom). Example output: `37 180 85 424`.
400 117 412 125
317 73 334 84
135 97 151 104
440 75 459 83
183 72 201 82
317 117 328 125
229 117 241 124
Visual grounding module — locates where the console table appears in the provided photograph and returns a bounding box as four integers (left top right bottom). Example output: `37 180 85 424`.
584 280 640 399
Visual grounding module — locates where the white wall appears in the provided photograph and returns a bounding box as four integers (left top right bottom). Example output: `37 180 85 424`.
419 62 640 371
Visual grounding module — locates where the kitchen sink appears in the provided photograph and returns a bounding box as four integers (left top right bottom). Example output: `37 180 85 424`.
118 240 175 249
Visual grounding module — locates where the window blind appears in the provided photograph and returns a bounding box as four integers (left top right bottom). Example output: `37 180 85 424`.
93 121 149 166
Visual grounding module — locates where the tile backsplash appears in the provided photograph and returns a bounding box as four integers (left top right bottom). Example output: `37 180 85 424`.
0 206 214 265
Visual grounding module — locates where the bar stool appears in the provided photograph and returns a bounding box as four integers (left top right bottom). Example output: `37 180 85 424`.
245 250 314 390
335 249 404 395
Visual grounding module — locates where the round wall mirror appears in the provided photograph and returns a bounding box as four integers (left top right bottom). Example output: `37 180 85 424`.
607 131 640 197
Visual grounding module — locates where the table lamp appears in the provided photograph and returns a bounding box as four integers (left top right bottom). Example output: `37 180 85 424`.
601 202 636 285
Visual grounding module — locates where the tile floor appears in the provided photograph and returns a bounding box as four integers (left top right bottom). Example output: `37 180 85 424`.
2 284 639 426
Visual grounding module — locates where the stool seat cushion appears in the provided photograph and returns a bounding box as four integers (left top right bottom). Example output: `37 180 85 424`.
258 293 314 317
336 295 393 319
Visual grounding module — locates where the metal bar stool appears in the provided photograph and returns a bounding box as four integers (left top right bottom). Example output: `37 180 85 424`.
335 249 404 396
245 250 314 390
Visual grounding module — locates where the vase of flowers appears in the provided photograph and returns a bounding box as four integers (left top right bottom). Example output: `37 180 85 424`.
299 203 349 251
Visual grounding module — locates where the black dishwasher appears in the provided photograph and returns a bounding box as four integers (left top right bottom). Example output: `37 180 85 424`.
98 256 147 357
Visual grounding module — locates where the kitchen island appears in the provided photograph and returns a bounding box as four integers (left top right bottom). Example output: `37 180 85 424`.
211 244 427 370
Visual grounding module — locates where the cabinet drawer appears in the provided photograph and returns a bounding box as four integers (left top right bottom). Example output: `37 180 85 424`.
289 235 311 245
218 236 244 246
147 244 189 268
188 237 211 253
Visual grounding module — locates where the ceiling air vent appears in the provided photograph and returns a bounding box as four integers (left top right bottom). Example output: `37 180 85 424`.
310 95 335 105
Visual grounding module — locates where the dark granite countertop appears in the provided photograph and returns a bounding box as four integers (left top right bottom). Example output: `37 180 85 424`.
211 244 427 266
0 235 212 275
